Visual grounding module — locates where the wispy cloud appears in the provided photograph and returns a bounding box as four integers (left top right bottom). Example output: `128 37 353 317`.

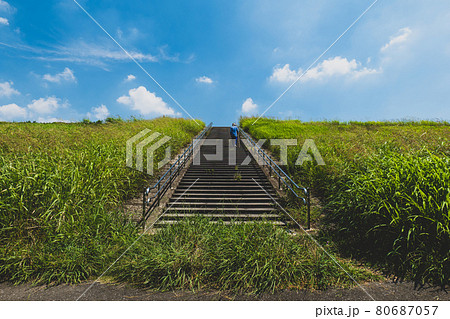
43 67 76 83
0 17 8 25
0 0 11 11
381 27 412 52
0 40 158 66
196 76 214 84
52 41 158 63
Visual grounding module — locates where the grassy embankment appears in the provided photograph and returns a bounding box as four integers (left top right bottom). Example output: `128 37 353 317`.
0 117 203 284
0 117 378 293
241 117 450 286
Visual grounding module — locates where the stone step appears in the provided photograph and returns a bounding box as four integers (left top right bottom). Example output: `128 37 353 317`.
156 220 286 227
167 207 277 213
161 213 281 220
168 201 274 207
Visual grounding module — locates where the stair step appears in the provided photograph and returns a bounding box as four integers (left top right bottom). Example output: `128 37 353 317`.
168 197 273 201
172 191 275 196
182 178 267 181
178 182 271 187
171 192 273 196
168 202 274 207
167 207 277 212
176 185 270 188
161 213 281 219
156 220 286 226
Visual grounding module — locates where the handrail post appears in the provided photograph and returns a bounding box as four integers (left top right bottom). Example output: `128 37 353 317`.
306 188 311 230
157 183 160 206
142 190 146 226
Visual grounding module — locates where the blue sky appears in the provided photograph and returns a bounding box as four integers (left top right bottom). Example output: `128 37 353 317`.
1 0 449 125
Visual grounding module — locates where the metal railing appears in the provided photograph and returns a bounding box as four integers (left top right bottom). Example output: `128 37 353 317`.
239 129 311 229
140 123 212 226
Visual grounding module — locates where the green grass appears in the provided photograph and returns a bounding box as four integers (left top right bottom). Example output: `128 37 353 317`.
113 217 379 293
325 150 450 286
240 117 450 286
6 115 446 292
0 117 204 284
0 117 382 293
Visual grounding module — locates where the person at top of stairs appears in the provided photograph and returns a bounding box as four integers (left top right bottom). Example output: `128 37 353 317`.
230 123 239 147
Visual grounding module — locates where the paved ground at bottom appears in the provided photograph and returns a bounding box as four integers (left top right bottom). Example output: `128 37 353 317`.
0 280 448 301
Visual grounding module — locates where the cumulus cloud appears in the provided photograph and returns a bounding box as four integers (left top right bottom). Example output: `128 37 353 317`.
87 104 110 121
124 74 136 82
241 98 258 114
0 17 8 25
43 67 76 83
117 86 179 117
196 76 214 84
270 57 379 83
27 97 66 114
270 64 300 83
0 103 27 121
381 27 412 52
0 81 20 97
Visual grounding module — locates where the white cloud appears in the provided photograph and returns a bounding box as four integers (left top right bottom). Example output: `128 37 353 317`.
117 86 179 117
0 103 27 121
37 117 71 123
270 64 300 83
381 27 412 52
124 74 136 82
27 97 66 114
0 17 8 25
196 76 214 84
43 67 76 83
0 40 161 67
270 57 380 83
0 81 20 97
0 1 11 11
60 42 157 63
87 104 109 121
241 98 258 114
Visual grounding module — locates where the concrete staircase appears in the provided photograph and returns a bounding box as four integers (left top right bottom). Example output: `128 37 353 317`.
157 127 285 226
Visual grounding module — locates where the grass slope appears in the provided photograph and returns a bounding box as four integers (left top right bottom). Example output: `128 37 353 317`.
113 218 378 293
0 117 381 293
0 117 204 284
241 117 450 286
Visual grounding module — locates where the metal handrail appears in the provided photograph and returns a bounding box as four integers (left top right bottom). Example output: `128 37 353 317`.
140 123 212 226
240 128 311 229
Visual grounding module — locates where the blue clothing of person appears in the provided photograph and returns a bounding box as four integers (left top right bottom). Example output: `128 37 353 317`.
230 125 238 146
230 126 238 138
